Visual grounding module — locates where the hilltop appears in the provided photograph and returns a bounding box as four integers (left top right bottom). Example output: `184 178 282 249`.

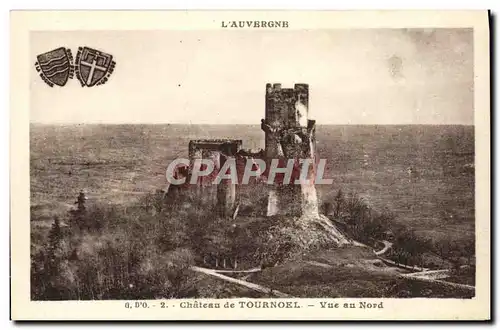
29 124 475 299
30 185 475 300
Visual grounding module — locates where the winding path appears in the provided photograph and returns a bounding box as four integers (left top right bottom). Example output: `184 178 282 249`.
305 260 474 292
191 238 474 296
190 265 291 298
374 240 393 256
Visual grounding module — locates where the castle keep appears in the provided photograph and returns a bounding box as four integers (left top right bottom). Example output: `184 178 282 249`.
262 83 318 218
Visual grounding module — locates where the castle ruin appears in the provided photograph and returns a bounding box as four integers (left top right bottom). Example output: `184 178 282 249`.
187 83 320 219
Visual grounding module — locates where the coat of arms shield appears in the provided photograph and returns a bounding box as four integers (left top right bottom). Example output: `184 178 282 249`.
35 47 74 87
75 47 116 87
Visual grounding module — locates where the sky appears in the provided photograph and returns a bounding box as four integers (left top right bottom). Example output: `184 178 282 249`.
30 29 473 125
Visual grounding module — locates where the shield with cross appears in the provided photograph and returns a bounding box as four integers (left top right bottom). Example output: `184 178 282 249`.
75 47 115 87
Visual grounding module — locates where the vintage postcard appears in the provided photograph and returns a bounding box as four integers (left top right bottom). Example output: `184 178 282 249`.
10 10 490 320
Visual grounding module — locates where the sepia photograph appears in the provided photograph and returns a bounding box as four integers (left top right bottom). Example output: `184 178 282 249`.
11 10 490 320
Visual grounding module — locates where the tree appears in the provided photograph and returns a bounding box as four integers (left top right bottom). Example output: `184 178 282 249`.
75 190 87 213
70 190 88 231
333 189 345 218
42 216 65 299
48 216 62 257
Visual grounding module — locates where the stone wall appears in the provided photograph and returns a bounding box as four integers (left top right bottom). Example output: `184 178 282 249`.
188 139 242 217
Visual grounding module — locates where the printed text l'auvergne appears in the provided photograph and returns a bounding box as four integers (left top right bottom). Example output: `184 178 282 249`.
221 20 289 28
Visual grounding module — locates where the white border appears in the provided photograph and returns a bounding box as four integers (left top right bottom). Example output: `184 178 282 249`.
4 2 496 328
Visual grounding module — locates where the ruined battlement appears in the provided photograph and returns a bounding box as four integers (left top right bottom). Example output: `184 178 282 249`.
188 139 242 159
265 83 308 93
265 83 309 129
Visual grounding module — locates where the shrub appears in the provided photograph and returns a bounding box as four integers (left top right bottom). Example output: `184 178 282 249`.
325 188 455 270
31 191 203 300
329 191 392 245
